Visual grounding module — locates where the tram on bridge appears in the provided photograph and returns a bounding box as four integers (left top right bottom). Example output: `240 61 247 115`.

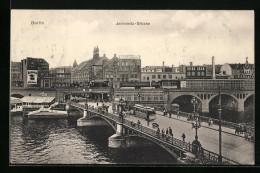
131 104 156 121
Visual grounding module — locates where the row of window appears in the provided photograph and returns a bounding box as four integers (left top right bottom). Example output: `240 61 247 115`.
143 74 184 81
186 71 206 76
186 67 205 71
117 95 164 101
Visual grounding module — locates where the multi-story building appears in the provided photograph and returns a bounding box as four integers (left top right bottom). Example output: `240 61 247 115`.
21 57 52 88
141 62 185 82
11 61 23 87
220 58 254 79
71 47 142 87
50 66 72 87
103 54 141 86
185 62 208 79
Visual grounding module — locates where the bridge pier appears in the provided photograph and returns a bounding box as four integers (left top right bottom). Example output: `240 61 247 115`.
237 99 244 112
108 122 126 148
201 100 209 113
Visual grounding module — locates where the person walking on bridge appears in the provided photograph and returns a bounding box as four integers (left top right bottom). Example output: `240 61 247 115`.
162 128 165 138
182 133 186 142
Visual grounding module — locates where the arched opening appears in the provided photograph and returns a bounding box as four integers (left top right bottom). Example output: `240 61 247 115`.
244 94 254 124
209 94 241 123
11 94 24 99
170 95 202 113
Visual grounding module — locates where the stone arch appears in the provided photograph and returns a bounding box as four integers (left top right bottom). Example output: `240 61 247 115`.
169 93 202 104
208 93 238 103
244 93 254 102
86 115 117 131
125 134 181 159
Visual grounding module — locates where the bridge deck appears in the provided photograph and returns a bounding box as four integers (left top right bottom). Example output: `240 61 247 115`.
70 101 248 165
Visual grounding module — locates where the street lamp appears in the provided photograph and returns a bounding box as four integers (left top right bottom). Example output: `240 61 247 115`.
137 92 142 104
191 97 201 157
218 85 222 163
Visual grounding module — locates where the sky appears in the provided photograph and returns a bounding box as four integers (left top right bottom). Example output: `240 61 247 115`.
11 10 254 68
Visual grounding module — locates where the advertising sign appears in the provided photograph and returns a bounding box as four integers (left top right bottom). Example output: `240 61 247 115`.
27 70 38 84
180 81 186 88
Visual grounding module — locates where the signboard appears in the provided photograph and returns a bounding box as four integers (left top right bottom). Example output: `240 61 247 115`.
27 70 37 84
180 81 186 88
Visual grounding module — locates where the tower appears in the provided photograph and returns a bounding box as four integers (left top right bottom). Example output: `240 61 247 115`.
212 56 215 79
93 46 99 60
73 60 78 68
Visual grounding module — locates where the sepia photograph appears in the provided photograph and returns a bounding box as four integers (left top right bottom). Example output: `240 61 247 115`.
10 10 254 165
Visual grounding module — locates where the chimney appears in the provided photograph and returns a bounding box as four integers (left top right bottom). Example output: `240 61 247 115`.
114 54 117 58
172 65 174 72
163 61 165 72
190 62 193 66
212 56 216 79
103 54 106 57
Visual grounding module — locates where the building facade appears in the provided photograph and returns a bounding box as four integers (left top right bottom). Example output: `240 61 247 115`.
141 62 185 82
220 58 254 79
21 57 52 88
185 61 208 79
50 66 72 87
11 61 23 87
71 47 141 87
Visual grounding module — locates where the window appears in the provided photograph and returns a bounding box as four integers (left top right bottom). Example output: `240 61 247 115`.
192 72 196 76
163 75 167 79
134 96 138 101
201 72 205 76
168 75 172 79
147 95 152 101
152 75 156 79
147 77 149 80
135 74 138 78
223 71 226 75
143 76 146 81
187 72 191 76
158 75 161 79
154 95 158 100
160 96 164 101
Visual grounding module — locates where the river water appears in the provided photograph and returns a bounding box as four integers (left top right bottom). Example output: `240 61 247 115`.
10 114 175 165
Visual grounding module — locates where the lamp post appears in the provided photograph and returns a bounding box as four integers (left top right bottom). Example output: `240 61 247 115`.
191 97 201 157
137 92 141 104
218 85 222 163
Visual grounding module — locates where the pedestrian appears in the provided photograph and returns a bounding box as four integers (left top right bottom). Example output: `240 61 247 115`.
235 125 239 135
166 128 169 135
97 102 99 107
157 128 160 138
182 133 186 142
192 120 195 129
177 111 180 118
162 128 165 138
163 109 166 116
169 112 172 118
137 120 141 128
169 127 173 137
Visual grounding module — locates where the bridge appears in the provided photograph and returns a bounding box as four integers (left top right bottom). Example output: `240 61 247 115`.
68 101 241 165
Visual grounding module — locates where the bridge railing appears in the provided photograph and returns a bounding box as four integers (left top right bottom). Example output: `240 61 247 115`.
170 110 254 134
69 102 241 165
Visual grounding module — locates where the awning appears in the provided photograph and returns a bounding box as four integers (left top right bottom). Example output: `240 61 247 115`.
11 97 22 104
21 96 38 103
21 96 55 103
33 97 55 103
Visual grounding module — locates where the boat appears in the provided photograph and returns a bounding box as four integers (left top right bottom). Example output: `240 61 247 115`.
10 97 23 115
27 102 68 119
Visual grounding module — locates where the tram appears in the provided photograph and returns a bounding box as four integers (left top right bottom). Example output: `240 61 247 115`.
131 104 156 121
